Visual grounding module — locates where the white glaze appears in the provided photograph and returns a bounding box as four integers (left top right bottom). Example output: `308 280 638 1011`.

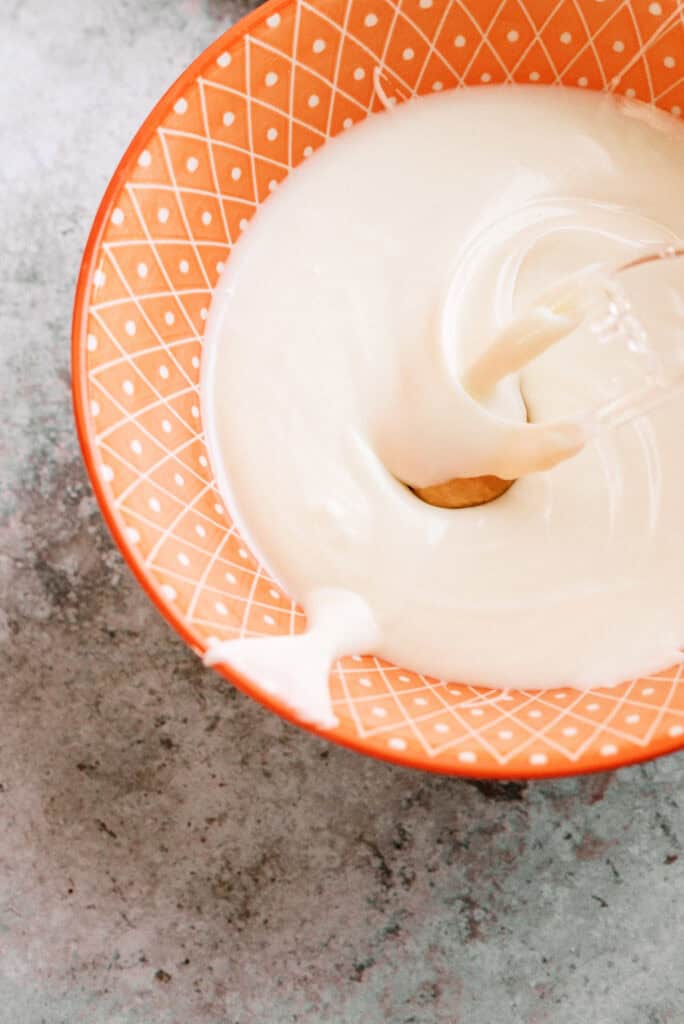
203 86 684 727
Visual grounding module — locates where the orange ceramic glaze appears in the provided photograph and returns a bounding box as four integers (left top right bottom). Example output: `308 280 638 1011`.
73 0 684 778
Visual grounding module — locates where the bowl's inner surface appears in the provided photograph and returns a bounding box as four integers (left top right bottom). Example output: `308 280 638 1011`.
77 0 684 775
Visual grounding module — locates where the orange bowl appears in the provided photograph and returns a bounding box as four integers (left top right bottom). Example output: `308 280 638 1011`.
73 0 684 778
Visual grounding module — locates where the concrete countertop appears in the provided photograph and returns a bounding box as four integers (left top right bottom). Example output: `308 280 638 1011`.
2 1 684 1021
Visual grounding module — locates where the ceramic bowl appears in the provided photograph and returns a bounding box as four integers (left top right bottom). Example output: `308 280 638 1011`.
73 0 684 777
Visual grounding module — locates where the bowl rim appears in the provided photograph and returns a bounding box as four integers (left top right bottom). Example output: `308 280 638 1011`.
72 0 684 780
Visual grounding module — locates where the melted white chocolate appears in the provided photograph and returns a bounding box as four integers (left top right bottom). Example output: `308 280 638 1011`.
203 86 684 727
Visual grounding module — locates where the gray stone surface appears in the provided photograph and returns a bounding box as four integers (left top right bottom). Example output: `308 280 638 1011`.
2 1 684 1021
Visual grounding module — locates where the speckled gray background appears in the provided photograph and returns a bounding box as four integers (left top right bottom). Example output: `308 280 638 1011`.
2 1 684 1022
